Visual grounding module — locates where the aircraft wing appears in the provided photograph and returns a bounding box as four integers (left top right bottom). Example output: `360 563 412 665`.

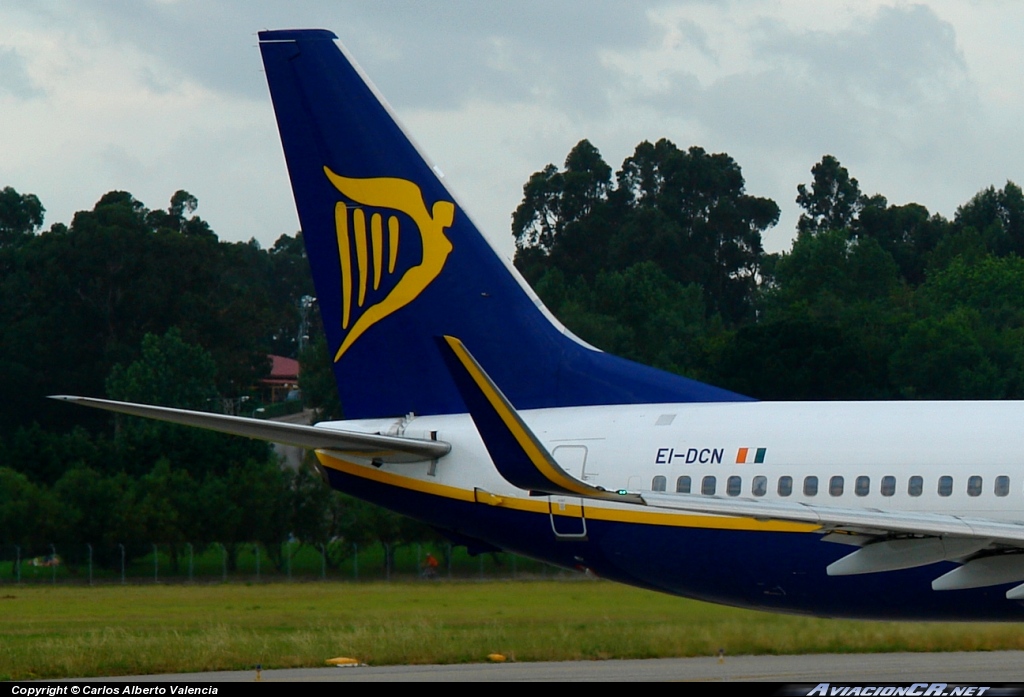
49 395 450 464
640 491 1024 544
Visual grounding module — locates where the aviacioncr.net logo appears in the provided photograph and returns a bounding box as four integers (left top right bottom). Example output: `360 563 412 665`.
324 166 455 362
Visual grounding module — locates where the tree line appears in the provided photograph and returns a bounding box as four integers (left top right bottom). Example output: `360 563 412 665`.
0 188 429 571
515 141 1024 402
1 137 1021 568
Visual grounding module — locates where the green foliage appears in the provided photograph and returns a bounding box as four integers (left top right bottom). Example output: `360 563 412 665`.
514 138 777 325
107 328 218 409
534 262 709 375
713 319 892 400
796 155 863 236
765 229 901 313
889 309 1006 399
105 328 268 478
7 141 1024 566
0 186 44 247
955 182 1024 257
0 467 57 548
0 191 309 436
298 334 342 422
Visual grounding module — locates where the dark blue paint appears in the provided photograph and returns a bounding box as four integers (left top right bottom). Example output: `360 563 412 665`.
324 467 1024 621
258 29 751 420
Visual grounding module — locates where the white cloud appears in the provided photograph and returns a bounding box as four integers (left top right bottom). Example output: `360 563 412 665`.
1 0 1023 258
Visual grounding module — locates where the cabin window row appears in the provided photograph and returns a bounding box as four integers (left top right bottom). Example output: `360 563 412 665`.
651 474 1012 498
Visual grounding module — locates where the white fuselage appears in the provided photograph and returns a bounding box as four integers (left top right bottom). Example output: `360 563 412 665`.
323 400 1024 522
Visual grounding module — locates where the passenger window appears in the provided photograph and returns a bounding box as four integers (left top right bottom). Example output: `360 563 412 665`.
752 475 767 497
727 476 741 497
967 475 982 497
938 476 953 497
855 476 870 497
908 476 923 497
804 476 818 497
880 476 895 497
702 476 716 496
995 475 1010 497
676 476 691 494
778 476 793 497
829 476 844 496
652 475 666 492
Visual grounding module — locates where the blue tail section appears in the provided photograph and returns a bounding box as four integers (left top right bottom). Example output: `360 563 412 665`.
258 29 751 419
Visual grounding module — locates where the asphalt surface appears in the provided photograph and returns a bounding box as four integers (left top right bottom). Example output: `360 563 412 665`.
69 652 1024 682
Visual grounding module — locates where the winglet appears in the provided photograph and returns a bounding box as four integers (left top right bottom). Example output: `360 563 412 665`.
437 336 642 503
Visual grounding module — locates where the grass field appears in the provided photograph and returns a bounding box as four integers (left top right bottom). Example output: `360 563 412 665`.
2 579 1024 680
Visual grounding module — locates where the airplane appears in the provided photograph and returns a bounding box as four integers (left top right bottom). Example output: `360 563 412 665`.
53 28 1024 621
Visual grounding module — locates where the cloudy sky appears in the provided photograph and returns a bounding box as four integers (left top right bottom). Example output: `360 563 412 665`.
2 1 1023 257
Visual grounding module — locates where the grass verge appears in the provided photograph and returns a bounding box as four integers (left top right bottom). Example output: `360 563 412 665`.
2 579 1024 680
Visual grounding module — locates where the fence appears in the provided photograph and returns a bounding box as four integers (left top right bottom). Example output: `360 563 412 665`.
0 542 576 585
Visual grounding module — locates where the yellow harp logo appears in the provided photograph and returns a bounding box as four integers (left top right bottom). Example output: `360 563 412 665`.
325 166 455 362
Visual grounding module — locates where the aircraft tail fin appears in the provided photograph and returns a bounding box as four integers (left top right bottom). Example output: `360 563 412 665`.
258 29 750 419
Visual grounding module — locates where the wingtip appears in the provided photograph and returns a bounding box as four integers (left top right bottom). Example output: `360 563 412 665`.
48 395 81 402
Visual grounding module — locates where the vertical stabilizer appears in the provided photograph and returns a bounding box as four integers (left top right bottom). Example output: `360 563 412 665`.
259 29 751 419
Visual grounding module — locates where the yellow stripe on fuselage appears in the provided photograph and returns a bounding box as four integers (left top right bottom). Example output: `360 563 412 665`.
315 450 820 534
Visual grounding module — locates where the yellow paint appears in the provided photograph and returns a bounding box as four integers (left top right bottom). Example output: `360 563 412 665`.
371 212 383 290
326 168 455 361
316 451 820 534
325 657 361 666
443 336 596 498
335 203 352 329
474 489 506 506
388 215 399 274
353 207 368 307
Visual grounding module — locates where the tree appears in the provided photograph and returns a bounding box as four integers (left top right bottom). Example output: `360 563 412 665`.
299 335 342 422
889 310 1006 399
106 327 219 409
855 200 950 285
954 182 1024 257
796 155 862 236
513 138 778 325
0 186 44 247
105 328 268 477
511 140 612 255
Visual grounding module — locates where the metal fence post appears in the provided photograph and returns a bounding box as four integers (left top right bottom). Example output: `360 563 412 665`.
353 543 358 580
319 543 326 580
384 543 390 582
87 544 93 586
286 540 291 581
254 545 260 582
219 543 227 582
50 544 56 584
187 543 194 582
14 546 20 584
119 544 125 584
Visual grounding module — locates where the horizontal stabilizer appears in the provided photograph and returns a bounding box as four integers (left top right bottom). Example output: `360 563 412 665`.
49 396 450 463
436 336 641 503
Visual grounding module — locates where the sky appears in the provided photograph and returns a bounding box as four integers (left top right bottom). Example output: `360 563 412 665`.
2 1 1023 257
